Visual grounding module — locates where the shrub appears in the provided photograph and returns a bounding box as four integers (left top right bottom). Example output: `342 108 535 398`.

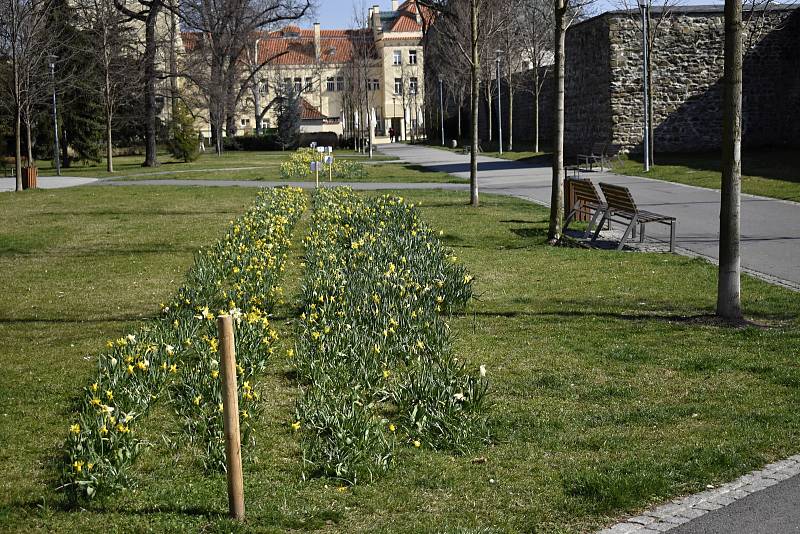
168 101 200 162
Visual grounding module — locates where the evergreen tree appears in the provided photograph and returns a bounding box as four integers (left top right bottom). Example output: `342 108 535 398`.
168 101 199 162
276 90 301 150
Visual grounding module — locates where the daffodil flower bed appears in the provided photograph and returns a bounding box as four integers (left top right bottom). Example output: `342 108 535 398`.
293 188 488 484
61 187 305 501
280 147 364 181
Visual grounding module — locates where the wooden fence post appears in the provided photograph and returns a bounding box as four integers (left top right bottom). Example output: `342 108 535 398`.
217 315 245 521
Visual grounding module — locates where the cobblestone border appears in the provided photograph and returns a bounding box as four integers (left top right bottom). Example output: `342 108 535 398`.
597 454 800 533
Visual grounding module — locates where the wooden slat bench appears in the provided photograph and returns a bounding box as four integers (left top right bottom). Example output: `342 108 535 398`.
592 182 677 252
564 178 607 238
577 142 605 171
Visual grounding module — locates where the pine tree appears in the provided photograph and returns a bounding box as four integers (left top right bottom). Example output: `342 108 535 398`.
276 90 301 150
169 101 199 162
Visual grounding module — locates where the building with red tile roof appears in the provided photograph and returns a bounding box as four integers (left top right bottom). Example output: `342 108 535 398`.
184 0 427 141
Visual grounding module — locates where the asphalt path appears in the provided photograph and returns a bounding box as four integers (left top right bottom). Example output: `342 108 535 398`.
669 475 800 533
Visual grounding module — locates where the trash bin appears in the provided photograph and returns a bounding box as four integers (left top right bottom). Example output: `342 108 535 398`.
450 140 457 149
22 166 38 190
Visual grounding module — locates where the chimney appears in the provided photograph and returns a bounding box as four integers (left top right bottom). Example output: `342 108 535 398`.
391 0 398 11
372 5 381 31
313 22 321 59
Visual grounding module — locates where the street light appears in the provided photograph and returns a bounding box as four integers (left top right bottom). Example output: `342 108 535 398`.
439 76 444 146
639 0 650 171
392 96 397 141
495 50 503 155
48 54 61 176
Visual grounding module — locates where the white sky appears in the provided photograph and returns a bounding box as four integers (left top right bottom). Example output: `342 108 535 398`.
307 0 726 30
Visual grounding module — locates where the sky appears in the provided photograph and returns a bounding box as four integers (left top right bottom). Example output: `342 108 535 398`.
305 0 725 30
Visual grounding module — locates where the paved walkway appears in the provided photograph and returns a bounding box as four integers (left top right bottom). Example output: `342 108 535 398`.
377 143 800 290
0 176 98 192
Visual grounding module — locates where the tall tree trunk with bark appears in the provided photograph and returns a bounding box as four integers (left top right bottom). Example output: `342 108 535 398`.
25 118 33 164
143 7 160 167
508 84 514 151
717 0 743 321
533 66 540 152
14 109 22 190
548 0 567 243
469 0 480 207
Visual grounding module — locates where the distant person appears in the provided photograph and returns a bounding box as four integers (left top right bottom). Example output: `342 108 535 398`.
388 127 395 142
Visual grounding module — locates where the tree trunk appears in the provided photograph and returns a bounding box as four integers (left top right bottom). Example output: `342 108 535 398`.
486 87 493 143
508 86 514 152
717 0 743 321
106 113 114 173
647 9 655 166
25 117 33 165
143 7 160 167
469 0 480 207
533 67 540 153
548 0 567 243
14 108 22 191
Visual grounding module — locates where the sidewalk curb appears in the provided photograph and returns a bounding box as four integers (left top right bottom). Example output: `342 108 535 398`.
597 455 800 533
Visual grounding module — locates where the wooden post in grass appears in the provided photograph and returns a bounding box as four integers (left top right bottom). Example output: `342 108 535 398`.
217 315 245 521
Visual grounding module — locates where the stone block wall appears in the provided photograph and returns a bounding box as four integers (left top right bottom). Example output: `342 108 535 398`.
450 6 799 154
606 6 800 152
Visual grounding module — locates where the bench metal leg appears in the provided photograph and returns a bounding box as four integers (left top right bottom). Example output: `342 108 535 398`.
591 212 608 242
669 221 676 253
617 215 638 251
585 208 603 239
564 201 580 232
639 222 645 243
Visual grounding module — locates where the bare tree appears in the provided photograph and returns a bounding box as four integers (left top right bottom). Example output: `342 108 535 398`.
0 0 57 189
519 0 553 152
417 0 507 207
180 0 311 156
717 0 742 321
75 0 139 172
112 0 171 167
548 0 591 243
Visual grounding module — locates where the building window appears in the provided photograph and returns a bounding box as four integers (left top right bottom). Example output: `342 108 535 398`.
409 77 418 94
293 77 302 92
394 78 403 95
336 76 344 91
408 49 417 65
258 82 268 95
304 77 313 91
326 77 335 91
240 118 251 126
283 77 292 93
368 79 380 91
393 50 402 65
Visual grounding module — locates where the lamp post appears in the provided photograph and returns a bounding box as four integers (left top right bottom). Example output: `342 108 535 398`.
495 50 503 155
639 0 650 171
48 54 61 176
439 76 444 146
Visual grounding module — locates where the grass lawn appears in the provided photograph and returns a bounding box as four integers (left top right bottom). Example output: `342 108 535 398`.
2 185 799 532
614 148 800 202
30 149 397 180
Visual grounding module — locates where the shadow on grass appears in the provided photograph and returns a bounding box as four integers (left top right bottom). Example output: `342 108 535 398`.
627 148 800 184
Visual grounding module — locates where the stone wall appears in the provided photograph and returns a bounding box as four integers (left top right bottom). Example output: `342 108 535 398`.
452 6 799 153
606 6 800 152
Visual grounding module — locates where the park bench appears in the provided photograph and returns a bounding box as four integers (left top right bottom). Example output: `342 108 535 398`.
577 143 623 171
577 142 606 171
592 182 677 252
1 157 15 177
564 178 607 238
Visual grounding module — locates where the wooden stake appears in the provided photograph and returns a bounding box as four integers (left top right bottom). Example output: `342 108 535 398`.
217 315 245 521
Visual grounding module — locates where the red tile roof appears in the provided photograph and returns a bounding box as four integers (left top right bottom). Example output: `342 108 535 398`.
300 97 326 120
257 28 375 65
